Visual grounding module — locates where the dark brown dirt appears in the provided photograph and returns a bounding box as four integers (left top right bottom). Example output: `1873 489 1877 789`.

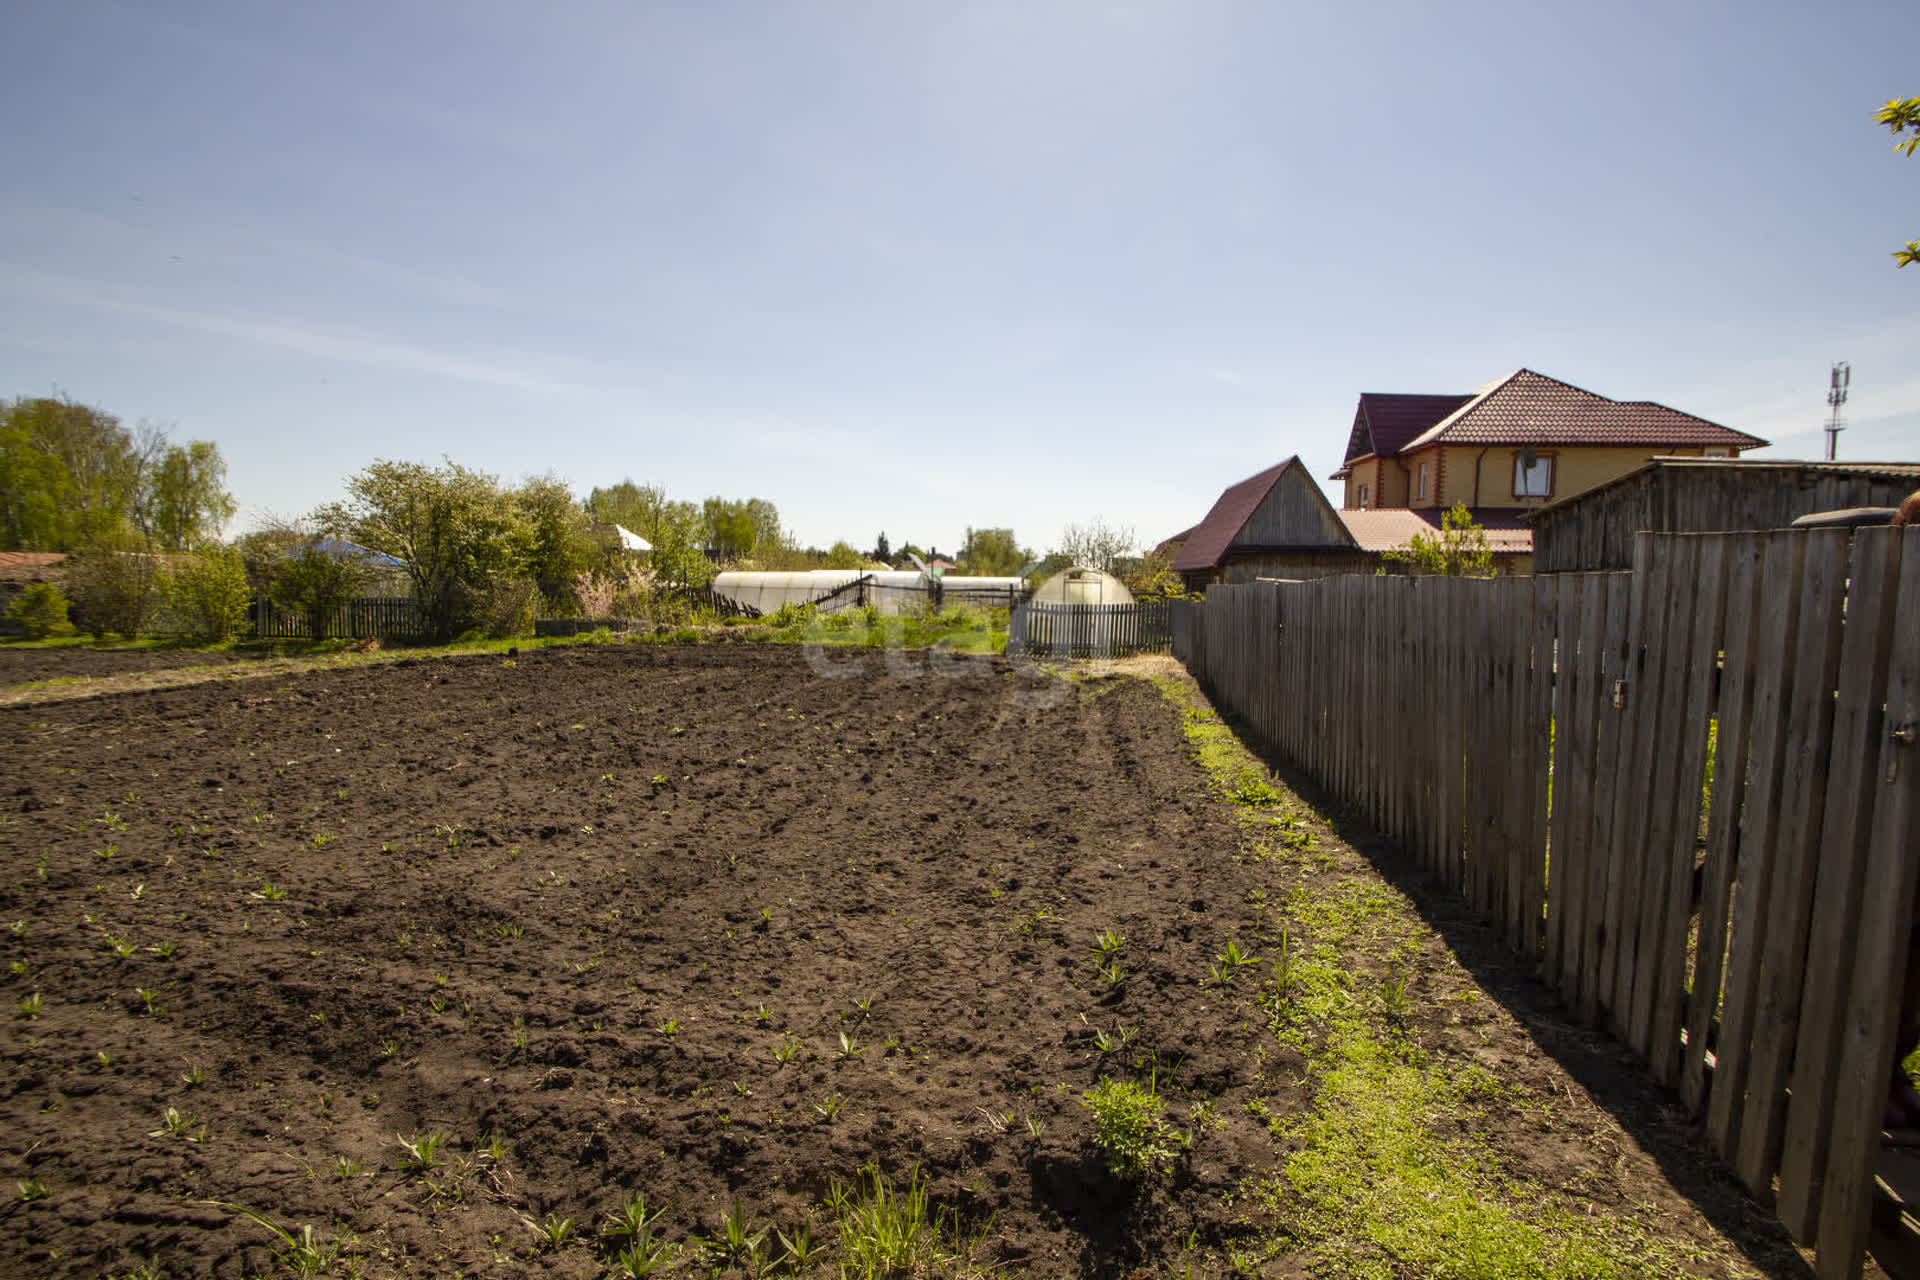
0 644 257 685
0 644 1815 1278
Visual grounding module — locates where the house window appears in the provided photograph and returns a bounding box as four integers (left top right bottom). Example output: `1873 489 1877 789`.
1514 454 1553 498
1357 483 1370 510
1415 463 1430 501
1703 446 1731 457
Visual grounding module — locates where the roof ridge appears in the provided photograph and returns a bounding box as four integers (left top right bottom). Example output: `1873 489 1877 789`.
1403 369 1525 450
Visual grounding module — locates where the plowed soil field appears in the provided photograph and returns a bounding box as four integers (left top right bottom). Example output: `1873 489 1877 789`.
0 644 1812 1278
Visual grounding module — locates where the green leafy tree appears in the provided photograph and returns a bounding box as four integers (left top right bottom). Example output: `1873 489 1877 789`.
958 527 1031 576
319 459 532 641
822 540 868 570
586 480 676 540
872 531 891 562
585 480 711 587
702 497 757 560
1877 96 1920 267
144 441 237 551
0 413 76 551
1383 502 1495 577
0 398 234 552
514 473 594 605
0 397 139 549
700 496 790 564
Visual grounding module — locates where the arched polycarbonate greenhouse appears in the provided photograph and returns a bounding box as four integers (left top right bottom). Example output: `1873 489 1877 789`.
710 570 1025 616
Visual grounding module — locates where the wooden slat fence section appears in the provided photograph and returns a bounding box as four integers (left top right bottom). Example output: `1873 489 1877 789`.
247 596 428 641
1816 530 1920 1276
1778 530 1906 1242
1180 530 1920 1280
1579 573 1633 1024
1010 599 1172 658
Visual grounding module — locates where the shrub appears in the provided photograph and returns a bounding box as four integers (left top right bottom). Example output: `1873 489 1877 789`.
160 547 251 642
767 602 815 629
6 582 71 639
64 536 161 638
1382 503 1494 577
572 570 619 618
1082 1076 1178 1180
478 576 540 639
272 542 372 641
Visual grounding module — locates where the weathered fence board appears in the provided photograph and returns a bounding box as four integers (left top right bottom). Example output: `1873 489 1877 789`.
1182 528 1920 1280
1682 534 1765 1113
1736 531 1850 1193
1815 531 1920 1277
1708 533 1809 1163
1779 526 1905 1242
1579 572 1633 1024
1647 535 1726 1084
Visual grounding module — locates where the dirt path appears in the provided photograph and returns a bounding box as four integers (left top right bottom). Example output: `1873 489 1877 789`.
0 644 1815 1278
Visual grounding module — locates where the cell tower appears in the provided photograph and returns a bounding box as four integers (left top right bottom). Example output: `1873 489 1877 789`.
1824 361 1850 461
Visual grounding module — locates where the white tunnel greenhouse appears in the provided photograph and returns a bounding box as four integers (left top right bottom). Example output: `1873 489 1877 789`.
710 570 1025 616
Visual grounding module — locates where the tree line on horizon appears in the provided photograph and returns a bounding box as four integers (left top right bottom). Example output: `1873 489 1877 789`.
3 395 1167 644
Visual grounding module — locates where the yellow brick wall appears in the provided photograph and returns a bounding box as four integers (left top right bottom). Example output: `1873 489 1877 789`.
1400 444 1720 511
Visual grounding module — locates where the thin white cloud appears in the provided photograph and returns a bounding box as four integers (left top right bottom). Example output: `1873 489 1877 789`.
0 198 507 310
0 265 596 395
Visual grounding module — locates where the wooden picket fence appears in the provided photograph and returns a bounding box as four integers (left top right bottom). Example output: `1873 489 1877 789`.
1010 599 1173 658
1175 528 1920 1280
247 596 428 641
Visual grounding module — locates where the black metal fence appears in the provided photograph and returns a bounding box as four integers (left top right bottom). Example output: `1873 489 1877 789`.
1008 599 1173 658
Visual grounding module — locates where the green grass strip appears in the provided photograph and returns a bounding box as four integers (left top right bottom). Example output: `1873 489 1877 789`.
1146 671 1714 1279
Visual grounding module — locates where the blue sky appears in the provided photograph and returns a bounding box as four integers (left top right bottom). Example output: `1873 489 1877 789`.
3 0 1915 555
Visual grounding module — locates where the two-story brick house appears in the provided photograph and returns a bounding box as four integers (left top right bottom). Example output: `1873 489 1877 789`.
1332 368 1766 515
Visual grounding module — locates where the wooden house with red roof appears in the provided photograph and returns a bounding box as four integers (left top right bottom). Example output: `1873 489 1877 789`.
1170 458 1535 590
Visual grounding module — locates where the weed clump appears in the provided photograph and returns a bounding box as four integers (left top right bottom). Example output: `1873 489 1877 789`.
1082 1076 1179 1180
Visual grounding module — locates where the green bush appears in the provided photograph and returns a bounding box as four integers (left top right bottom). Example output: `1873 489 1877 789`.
1082 1076 1178 1180
478 576 540 639
271 543 372 641
160 547 252 642
6 582 72 639
64 536 161 638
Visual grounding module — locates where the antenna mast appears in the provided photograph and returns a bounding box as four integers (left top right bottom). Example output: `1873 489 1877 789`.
1824 361 1850 461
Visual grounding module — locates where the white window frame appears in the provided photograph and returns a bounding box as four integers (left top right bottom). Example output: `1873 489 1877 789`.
1357 483 1370 510
1415 462 1430 502
1513 453 1553 499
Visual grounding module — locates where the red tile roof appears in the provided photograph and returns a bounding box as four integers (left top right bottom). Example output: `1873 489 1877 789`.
1344 393 1474 463
1174 458 1350 572
1406 369 1765 450
1337 508 1533 554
